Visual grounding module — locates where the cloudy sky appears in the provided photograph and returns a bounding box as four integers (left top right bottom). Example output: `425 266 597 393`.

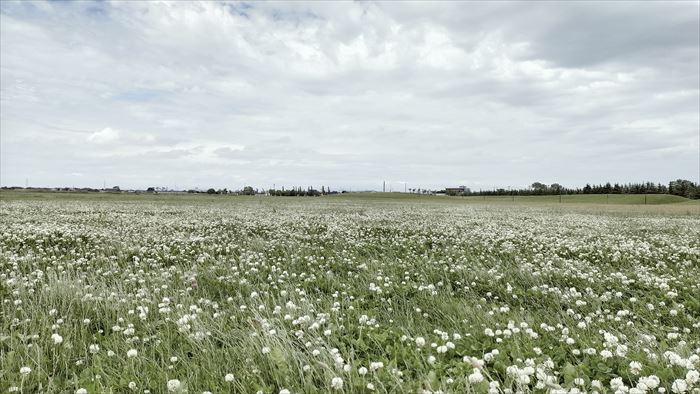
1 1 698 191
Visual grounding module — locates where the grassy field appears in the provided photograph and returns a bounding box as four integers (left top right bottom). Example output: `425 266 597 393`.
1 191 699 393
1 189 696 205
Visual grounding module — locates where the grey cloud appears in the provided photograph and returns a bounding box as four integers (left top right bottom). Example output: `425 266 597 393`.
1 1 697 190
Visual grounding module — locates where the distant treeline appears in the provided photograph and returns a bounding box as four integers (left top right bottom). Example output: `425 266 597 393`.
446 179 699 199
195 186 339 196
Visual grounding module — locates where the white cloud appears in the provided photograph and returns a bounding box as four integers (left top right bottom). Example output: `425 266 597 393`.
87 127 120 144
0 1 698 190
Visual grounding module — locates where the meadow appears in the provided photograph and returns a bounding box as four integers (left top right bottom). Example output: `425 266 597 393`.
1 191 699 394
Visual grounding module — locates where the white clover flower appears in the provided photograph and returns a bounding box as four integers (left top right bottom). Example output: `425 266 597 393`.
262 346 271 354
629 361 643 375
468 368 484 383
610 377 626 391
369 362 383 371
358 367 368 375
279 390 291 394
20 366 31 375
642 376 660 389
128 382 137 390
224 373 234 382
686 370 699 384
89 344 100 354
167 379 182 392
672 379 687 393
127 349 138 358
331 377 343 390
51 333 63 345
415 337 425 347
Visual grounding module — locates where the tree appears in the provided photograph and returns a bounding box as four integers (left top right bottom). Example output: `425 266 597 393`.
669 179 697 198
242 186 255 195
531 182 548 195
206 188 216 194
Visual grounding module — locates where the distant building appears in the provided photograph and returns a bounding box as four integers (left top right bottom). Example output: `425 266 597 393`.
445 186 470 195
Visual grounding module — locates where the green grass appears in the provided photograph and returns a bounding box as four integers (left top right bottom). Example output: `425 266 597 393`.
1 189 694 205
1 193 699 393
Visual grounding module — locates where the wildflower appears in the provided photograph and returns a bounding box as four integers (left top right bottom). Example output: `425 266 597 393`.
358 367 368 375
629 361 642 375
279 390 291 394
224 373 235 382
262 346 271 354
89 344 100 354
641 376 660 389
20 367 31 375
672 379 687 393
127 349 138 358
468 368 484 383
51 333 63 345
331 377 344 390
128 382 137 390
76 389 87 394
167 379 182 392
415 337 425 347
369 362 383 371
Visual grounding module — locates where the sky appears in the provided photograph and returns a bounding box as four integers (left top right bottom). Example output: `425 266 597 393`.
1 1 698 191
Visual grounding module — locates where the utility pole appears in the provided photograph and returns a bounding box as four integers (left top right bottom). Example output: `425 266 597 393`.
383 181 385 193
